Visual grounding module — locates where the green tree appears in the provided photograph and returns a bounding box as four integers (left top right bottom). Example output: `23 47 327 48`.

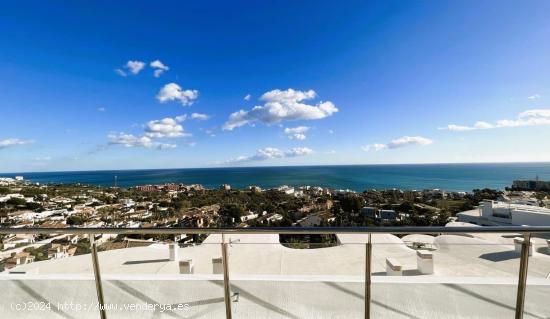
6 197 26 206
435 209 451 226
219 204 244 226
67 215 84 225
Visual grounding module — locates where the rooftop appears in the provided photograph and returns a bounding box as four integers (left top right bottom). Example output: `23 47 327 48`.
2 226 550 318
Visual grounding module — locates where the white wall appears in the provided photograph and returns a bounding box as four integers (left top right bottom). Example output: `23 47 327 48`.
512 211 550 226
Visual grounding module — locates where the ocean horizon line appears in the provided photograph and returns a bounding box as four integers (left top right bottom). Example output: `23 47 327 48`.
2 160 550 176
2 162 550 193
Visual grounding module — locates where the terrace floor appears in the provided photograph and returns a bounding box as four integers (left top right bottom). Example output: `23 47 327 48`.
2 229 550 318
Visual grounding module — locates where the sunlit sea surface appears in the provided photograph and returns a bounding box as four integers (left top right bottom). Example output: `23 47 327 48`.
3 163 550 192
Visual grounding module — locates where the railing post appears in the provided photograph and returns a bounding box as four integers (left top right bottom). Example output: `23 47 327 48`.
515 233 531 319
365 233 372 319
222 234 233 319
90 234 107 319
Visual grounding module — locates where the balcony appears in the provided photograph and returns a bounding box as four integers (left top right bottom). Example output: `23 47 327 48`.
1 226 549 318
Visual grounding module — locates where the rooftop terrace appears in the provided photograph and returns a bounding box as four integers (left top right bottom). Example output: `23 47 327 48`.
1 225 550 318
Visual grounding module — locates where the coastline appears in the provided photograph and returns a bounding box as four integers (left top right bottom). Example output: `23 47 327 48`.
2 162 550 192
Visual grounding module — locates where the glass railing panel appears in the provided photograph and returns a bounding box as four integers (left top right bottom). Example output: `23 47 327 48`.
0 232 99 318
371 232 520 318
227 233 366 318
524 233 550 318
2 228 548 318
95 232 225 318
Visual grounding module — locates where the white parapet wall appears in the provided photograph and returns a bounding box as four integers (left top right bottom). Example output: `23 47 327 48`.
417 250 434 275
385 258 403 276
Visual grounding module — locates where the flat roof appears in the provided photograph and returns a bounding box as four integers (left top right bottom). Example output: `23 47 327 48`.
3 230 550 318
7 232 550 278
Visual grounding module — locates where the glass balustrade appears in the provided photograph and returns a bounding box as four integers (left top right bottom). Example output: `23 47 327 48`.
0 232 100 318
0 228 549 319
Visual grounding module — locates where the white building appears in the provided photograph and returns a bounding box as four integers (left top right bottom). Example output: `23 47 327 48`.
457 200 550 226
240 211 259 222
266 213 283 223
31 209 68 221
47 244 76 259
2 234 36 250
277 185 295 195
0 178 17 186
0 194 25 203
119 198 135 208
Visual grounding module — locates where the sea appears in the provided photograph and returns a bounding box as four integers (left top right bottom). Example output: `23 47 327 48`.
2 163 550 193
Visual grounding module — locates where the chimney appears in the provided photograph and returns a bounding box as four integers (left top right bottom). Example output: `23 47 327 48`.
212 257 223 274
178 259 193 274
169 243 179 261
416 250 434 274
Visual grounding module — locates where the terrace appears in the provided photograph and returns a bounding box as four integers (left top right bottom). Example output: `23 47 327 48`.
1 226 550 318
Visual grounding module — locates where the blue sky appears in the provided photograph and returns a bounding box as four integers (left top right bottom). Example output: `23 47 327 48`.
1 0 550 173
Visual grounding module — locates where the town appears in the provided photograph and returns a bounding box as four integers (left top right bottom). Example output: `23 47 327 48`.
1 176 549 271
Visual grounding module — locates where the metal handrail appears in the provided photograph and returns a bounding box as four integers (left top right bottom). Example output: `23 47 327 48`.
1 225 550 235
1 225 547 319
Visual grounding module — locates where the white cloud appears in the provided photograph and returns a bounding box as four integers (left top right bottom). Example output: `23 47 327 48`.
154 70 164 78
284 126 310 140
175 114 187 122
191 113 210 120
244 94 251 101
226 147 313 163
442 124 472 132
108 133 154 148
440 108 550 131
518 109 550 119
0 138 33 149
441 121 494 131
144 117 190 138
286 147 314 157
107 115 192 150
205 129 216 137
528 94 541 101
328 129 334 134
150 60 169 77
223 88 338 130
115 69 127 77
157 83 199 106
472 121 494 129
108 133 177 150
361 143 387 152
387 136 433 149
97 107 106 112
362 136 433 152
222 110 249 130
125 60 146 75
